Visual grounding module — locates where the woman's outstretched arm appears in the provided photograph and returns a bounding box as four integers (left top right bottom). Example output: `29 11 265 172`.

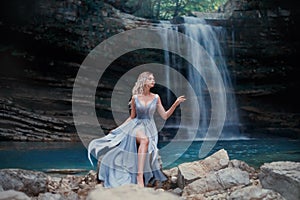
156 95 186 120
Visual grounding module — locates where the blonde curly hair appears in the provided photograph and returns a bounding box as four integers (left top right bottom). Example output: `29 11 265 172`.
132 71 153 95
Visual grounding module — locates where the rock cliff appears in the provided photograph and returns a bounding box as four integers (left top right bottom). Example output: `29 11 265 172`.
0 0 299 141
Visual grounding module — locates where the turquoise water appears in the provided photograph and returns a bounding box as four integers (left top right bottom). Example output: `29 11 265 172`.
0 139 299 173
159 139 300 169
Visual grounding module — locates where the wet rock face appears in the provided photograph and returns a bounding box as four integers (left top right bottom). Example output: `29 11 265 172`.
0 0 299 141
199 0 300 138
218 0 300 138
0 0 150 56
0 0 152 141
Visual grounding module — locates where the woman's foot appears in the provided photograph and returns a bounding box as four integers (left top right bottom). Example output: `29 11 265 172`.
137 174 144 187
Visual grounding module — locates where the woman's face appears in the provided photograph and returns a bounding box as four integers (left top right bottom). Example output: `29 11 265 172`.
145 74 155 88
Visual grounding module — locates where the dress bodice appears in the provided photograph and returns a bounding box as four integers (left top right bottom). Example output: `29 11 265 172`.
134 94 158 119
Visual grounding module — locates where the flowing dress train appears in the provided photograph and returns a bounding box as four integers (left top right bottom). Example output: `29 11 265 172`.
88 94 167 188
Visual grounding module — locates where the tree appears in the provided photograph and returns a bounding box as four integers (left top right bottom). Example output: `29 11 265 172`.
108 0 228 20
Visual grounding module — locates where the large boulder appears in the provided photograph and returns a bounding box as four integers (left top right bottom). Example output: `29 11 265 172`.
0 169 48 196
229 185 285 200
177 149 229 188
259 161 300 200
182 167 250 196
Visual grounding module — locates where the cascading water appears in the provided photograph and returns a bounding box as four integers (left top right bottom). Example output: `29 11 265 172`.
158 16 242 140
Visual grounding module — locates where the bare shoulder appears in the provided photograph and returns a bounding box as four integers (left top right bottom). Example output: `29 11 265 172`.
152 93 162 104
151 93 160 98
130 95 136 104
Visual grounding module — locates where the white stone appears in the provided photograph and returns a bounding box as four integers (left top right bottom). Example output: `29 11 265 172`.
0 190 30 200
87 184 180 200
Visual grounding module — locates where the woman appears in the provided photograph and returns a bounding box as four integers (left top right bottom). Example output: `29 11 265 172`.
88 71 186 188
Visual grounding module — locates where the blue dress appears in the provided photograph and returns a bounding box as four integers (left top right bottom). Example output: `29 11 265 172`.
88 94 167 188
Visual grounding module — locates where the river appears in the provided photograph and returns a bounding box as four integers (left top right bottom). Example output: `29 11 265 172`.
0 138 299 173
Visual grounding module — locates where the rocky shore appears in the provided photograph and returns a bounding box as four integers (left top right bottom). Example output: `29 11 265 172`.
0 149 299 200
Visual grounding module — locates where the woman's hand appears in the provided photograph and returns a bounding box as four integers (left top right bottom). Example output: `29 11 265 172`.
175 95 186 105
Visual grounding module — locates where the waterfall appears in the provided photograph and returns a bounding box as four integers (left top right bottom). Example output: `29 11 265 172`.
158 16 242 140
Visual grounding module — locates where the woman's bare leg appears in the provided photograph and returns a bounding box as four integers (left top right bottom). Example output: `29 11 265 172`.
136 131 149 187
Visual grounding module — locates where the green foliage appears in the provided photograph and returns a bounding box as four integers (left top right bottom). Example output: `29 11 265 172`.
132 0 228 20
